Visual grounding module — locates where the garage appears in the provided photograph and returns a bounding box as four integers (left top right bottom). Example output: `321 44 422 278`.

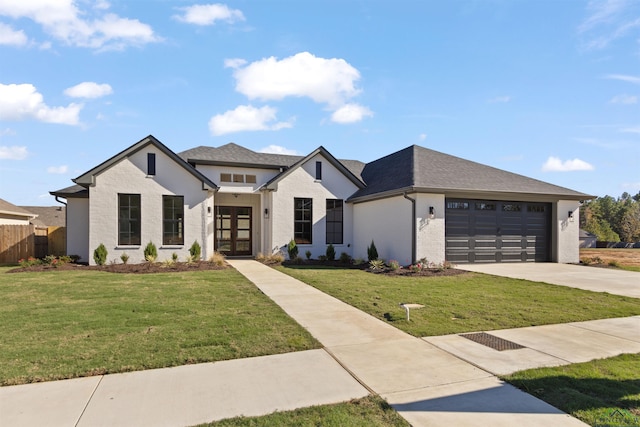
445 199 551 263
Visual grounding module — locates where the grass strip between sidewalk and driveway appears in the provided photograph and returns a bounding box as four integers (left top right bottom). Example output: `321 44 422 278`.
200 395 410 427
275 266 640 337
503 353 640 427
0 267 320 386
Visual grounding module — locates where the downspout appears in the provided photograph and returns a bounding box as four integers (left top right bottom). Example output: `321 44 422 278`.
403 192 416 265
54 196 68 256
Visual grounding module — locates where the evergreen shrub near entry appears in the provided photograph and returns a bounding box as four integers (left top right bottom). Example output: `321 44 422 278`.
93 244 108 265
144 242 158 262
367 240 378 261
189 240 201 261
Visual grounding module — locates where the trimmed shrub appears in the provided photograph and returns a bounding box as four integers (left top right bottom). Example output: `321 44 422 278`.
305 250 312 260
172 252 179 262
144 241 158 262
326 244 336 261
339 252 352 264
120 253 129 264
367 240 378 261
189 240 201 261
93 244 108 265
287 239 298 260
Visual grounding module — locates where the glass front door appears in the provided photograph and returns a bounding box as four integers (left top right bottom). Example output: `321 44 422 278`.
215 206 252 256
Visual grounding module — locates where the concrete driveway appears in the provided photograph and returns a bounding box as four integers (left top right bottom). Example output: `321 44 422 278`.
458 263 640 299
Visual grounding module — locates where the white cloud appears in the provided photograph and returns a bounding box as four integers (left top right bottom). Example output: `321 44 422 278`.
0 145 28 160
208 105 293 136
330 103 373 124
578 1 640 50
47 165 68 174
542 156 595 172
259 145 299 155
0 128 16 137
419 133 427 141
606 74 640 84
0 22 27 46
174 4 245 26
609 94 637 104
231 52 362 107
0 83 82 125
224 58 247 69
620 126 640 134
0 0 160 50
64 82 113 98
488 95 511 103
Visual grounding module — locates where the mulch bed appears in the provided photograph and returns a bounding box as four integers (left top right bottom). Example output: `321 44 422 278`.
280 259 467 277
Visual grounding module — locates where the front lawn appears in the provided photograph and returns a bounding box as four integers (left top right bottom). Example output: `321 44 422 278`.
0 268 320 385
503 353 640 427
276 266 640 337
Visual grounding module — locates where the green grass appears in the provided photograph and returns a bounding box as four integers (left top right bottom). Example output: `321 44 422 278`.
503 353 640 426
275 266 640 337
0 268 320 385
199 396 409 427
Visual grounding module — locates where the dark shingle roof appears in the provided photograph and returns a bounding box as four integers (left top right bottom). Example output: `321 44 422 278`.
50 184 89 198
21 206 66 227
179 143 366 180
349 145 593 201
0 198 36 218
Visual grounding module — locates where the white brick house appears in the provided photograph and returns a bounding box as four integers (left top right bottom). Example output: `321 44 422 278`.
52 135 592 265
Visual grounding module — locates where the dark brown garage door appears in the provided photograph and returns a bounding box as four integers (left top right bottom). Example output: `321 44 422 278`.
445 199 551 263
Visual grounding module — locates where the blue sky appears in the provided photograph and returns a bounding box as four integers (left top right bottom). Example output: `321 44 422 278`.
1 0 639 206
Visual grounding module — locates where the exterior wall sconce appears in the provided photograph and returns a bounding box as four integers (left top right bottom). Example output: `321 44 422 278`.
429 206 435 219
264 208 269 219
568 211 574 222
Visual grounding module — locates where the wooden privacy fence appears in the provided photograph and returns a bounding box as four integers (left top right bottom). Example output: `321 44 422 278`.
0 225 66 264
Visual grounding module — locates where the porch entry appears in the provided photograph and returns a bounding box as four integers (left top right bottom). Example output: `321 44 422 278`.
215 206 252 256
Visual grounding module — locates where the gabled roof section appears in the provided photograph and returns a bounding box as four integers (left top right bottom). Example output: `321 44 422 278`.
0 198 37 219
179 143 302 169
349 145 594 202
264 146 366 190
178 143 366 179
73 135 217 191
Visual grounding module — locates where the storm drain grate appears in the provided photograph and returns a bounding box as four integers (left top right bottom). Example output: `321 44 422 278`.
460 332 525 351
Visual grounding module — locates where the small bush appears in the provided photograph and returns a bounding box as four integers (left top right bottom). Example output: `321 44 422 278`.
326 244 336 261
120 253 130 265
209 251 226 267
367 240 378 261
318 255 327 262
172 252 179 262
256 252 284 265
369 259 385 270
189 240 201 261
144 241 158 262
339 252 352 264
68 255 81 263
388 259 400 271
305 250 312 260
353 258 365 266
287 239 298 260
93 244 108 266
59 255 72 264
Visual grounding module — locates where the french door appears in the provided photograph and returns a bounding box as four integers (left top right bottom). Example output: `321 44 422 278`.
215 206 252 256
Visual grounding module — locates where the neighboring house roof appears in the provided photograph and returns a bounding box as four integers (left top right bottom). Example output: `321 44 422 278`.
179 143 366 180
0 198 37 220
263 146 366 190
580 229 597 239
73 135 218 191
349 145 594 202
20 206 66 227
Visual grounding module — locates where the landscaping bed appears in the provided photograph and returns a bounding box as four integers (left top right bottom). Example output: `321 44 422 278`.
7 260 228 274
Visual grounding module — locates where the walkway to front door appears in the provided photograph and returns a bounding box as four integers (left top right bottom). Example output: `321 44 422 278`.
215 206 252 256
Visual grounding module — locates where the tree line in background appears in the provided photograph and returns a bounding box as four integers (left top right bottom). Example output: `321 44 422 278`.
580 192 640 242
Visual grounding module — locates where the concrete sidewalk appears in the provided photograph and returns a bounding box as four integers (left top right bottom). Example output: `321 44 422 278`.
228 260 594 427
3 260 637 427
0 350 369 427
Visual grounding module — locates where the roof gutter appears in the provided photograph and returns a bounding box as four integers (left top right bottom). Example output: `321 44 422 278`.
403 192 416 265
